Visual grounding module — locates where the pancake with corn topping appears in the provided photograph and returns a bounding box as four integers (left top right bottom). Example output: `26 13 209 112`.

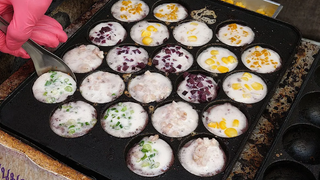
130 21 169 46
173 21 213 47
242 46 281 73
202 103 248 138
153 3 188 22
223 72 267 104
216 23 254 47
197 46 238 73
111 0 149 22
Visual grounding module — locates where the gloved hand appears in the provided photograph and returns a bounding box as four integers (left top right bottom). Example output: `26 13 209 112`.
0 0 68 59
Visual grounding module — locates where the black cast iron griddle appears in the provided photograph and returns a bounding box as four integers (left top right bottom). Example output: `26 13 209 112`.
0 0 301 179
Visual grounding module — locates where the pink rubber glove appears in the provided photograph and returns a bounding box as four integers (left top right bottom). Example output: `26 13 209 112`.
0 0 68 59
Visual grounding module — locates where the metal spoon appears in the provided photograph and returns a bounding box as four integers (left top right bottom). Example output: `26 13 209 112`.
0 16 76 82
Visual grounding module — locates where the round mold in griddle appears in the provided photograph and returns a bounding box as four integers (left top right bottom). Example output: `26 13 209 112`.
240 43 282 74
298 92 320 126
151 44 194 73
152 1 189 23
263 160 316 180
173 19 213 47
176 70 219 104
106 44 149 74
196 43 239 74
282 124 320 164
130 19 170 47
201 99 250 138
177 133 228 177
215 20 255 47
100 100 149 138
151 100 199 138
86 20 127 47
125 134 174 177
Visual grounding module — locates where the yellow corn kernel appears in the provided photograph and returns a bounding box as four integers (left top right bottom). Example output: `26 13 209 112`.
219 121 227 130
188 36 197 42
211 55 217 60
217 66 229 73
242 93 252 98
228 23 238 30
241 72 252 81
210 50 219 55
227 56 236 63
190 22 199 26
211 65 217 70
122 0 131 6
141 30 151 37
225 128 238 137
147 25 157 32
244 84 252 90
155 13 163 18
205 58 215 65
221 57 229 64
142 37 153 45
222 118 226 121
208 122 218 128
232 119 239 127
232 83 241 90
251 82 264 90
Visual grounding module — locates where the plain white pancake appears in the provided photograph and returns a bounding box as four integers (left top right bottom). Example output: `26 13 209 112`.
89 22 126 46
153 3 188 22
153 45 193 73
101 102 148 138
173 21 213 47
127 135 174 177
130 21 169 46
32 71 76 104
128 71 172 103
152 101 198 138
80 71 125 103
179 137 226 177
111 0 149 22
241 46 281 73
216 23 254 47
106 46 148 73
202 103 248 138
197 46 238 73
223 72 267 104
62 44 104 73
50 101 97 138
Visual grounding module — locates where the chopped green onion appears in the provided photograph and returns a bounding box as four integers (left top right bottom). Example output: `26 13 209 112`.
45 81 52 86
69 129 75 134
142 144 152 152
141 154 147 161
68 125 75 129
64 78 69 82
64 86 73 92
139 141 144 146
121 106 127 112
141 161 150 167
43 92 48 96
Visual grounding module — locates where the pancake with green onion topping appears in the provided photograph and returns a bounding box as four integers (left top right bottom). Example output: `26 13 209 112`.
32 71 76 104
127 134 174 177
101 102 148 138
50 101 97 138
